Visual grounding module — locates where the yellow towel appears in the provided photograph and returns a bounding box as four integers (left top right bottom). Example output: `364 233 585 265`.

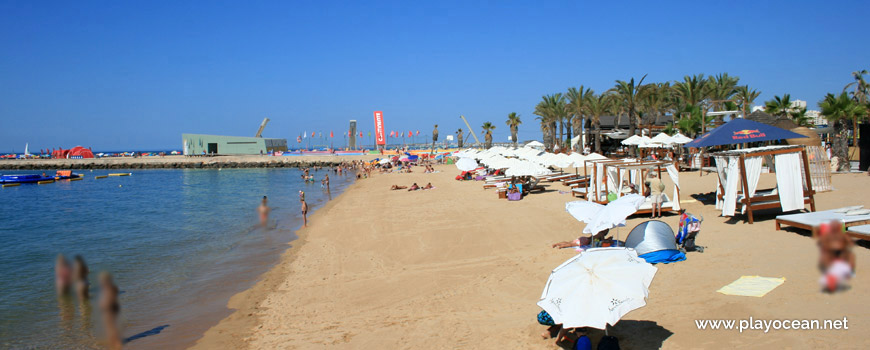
717 276 786 297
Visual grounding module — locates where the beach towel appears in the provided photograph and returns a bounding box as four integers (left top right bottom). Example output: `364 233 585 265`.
717 276 785 297
507 192 522 201
639 250 686 264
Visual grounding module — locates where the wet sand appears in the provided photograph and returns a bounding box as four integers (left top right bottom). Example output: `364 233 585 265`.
192 165 870 349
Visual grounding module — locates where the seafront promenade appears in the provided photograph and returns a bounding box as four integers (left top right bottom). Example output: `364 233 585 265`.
0 155 381 170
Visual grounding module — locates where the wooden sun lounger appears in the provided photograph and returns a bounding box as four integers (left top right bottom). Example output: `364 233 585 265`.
775 210 870 238
563 177 589 186
542 174 576 182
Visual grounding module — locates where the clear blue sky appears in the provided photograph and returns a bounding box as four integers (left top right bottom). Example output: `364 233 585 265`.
1 0 868 151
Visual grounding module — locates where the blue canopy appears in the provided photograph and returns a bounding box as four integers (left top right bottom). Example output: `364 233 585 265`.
683 118 807 148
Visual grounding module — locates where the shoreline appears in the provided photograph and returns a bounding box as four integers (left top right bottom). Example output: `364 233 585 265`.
188 175 363 350
0 155 380 170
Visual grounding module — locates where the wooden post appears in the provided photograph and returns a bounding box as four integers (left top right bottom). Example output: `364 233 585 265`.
738 154 753 224
800 148 816 212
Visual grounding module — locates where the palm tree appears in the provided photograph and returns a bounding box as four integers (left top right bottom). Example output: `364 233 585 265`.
672 74 710 109
844 70 869 148
481 122 496 149
612 75 647 141
505 112 522 146
820 92 867 171
709 73 740 124
456 128 464 148
534 94 567 150
583 92 613 153
764 94 793 118
432 124 439 151
567 86 593 150
639 82 671 135
789 107 813 127
735 85 761 118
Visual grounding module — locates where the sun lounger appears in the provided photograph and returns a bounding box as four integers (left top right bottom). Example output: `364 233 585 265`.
542 174 576 182
571 187 588 199
775 209 870 238
847 225 870 240
563 177 589 186
634 194 676 214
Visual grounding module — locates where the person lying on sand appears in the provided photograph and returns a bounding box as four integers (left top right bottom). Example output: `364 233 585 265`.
390 185 408 190
537 310 590 347
408 183 420 191
423 183 433 190
551 229 610 250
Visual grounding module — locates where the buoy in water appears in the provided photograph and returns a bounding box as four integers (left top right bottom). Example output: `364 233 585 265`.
95 175 108 179
38 180 55 184
2 183 21 188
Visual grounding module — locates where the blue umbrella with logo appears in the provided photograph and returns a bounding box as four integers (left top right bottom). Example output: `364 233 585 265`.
683 118 806 148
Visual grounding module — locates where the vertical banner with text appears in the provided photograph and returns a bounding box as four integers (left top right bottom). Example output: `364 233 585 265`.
373 111 386 146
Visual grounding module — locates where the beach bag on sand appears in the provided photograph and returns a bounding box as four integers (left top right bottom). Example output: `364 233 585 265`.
597 336 619 350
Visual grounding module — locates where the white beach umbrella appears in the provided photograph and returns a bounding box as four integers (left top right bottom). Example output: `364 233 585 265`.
565 194 645 234
455 157 479 171
565 153 588 168
378 158 391 165
524 141 545 149
537 247 657 329
650 133 673 145
669 133 693 144
621 135 642 146
585 153 608 161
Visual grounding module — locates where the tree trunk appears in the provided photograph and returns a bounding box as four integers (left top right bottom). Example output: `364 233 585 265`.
558 120 564 150
585 118 593 152
835 121 851 172
627 111 636 156
550 121 558 151
565 117 572 150
511 126 518 146
594 119 601 153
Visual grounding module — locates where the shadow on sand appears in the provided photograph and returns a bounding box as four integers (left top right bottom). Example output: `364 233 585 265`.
554 320 672 349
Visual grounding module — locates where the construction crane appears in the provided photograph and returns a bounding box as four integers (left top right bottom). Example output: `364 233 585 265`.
459 115 481 146
255 118 270 138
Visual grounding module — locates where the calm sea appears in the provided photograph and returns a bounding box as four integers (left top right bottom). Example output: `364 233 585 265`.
0 168 354 349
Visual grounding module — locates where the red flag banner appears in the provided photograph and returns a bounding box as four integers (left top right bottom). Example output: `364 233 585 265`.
330 131 334 138
374 111 386 145
408 131 412 137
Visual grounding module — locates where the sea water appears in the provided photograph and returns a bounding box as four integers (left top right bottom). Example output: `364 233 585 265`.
0 168 353 349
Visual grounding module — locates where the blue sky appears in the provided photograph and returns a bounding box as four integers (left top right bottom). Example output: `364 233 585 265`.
1 0 868 151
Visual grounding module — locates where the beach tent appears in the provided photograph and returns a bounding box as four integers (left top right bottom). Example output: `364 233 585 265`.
624 220 686 264
683 118 807 148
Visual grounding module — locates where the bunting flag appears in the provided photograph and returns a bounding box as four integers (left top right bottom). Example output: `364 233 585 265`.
368 131 371 137
297 136 302 143
416 130 420 136
303 131 307 138
359 131 363 138
408 131 412 137
330 131 334 138
311 131 316 138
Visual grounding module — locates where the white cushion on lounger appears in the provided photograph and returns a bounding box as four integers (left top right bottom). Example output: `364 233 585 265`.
776 209 870 227
848 225 870 235
637 194 673 210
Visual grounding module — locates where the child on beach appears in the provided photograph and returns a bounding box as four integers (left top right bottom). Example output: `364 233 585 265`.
818 221 856 292
258 196 270 226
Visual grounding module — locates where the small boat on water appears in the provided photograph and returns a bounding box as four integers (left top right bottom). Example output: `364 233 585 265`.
0 171 83 184
0 174 56 184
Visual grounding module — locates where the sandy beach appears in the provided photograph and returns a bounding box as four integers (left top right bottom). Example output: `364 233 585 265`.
191 164 870 349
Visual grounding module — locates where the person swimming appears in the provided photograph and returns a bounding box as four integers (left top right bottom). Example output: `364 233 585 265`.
258 196 271 226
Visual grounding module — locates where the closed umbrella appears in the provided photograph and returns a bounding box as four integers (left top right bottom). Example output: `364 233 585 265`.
538 247 657 329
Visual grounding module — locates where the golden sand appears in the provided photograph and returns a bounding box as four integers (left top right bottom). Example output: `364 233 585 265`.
191 165 870 349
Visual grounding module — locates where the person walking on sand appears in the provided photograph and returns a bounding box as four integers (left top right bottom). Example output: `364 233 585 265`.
258 196 271 226
301 198 309 227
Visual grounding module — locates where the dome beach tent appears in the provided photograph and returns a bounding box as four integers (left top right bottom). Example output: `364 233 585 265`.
624 220 686 263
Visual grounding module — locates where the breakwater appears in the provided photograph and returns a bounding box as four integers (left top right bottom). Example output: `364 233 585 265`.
0 155 379 170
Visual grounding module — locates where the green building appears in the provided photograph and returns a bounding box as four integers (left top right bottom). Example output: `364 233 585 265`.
182 134 288 155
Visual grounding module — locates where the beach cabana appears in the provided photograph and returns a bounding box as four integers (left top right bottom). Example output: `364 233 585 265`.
683 118 807 148
711 145 816 224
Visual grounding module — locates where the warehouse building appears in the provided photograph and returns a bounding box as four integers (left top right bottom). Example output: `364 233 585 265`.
182 134 288 155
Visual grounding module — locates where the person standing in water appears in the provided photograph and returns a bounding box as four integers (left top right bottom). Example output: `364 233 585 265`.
258 196 271 226
55 254 72 296
98 272 121 350
301 198 309 227
72 255 89 300
323 173 330 191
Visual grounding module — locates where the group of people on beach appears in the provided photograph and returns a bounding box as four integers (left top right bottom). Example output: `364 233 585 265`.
390 182 434 191
55 254 121 349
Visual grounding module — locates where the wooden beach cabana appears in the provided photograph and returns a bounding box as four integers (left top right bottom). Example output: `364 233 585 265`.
710 145 816 224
